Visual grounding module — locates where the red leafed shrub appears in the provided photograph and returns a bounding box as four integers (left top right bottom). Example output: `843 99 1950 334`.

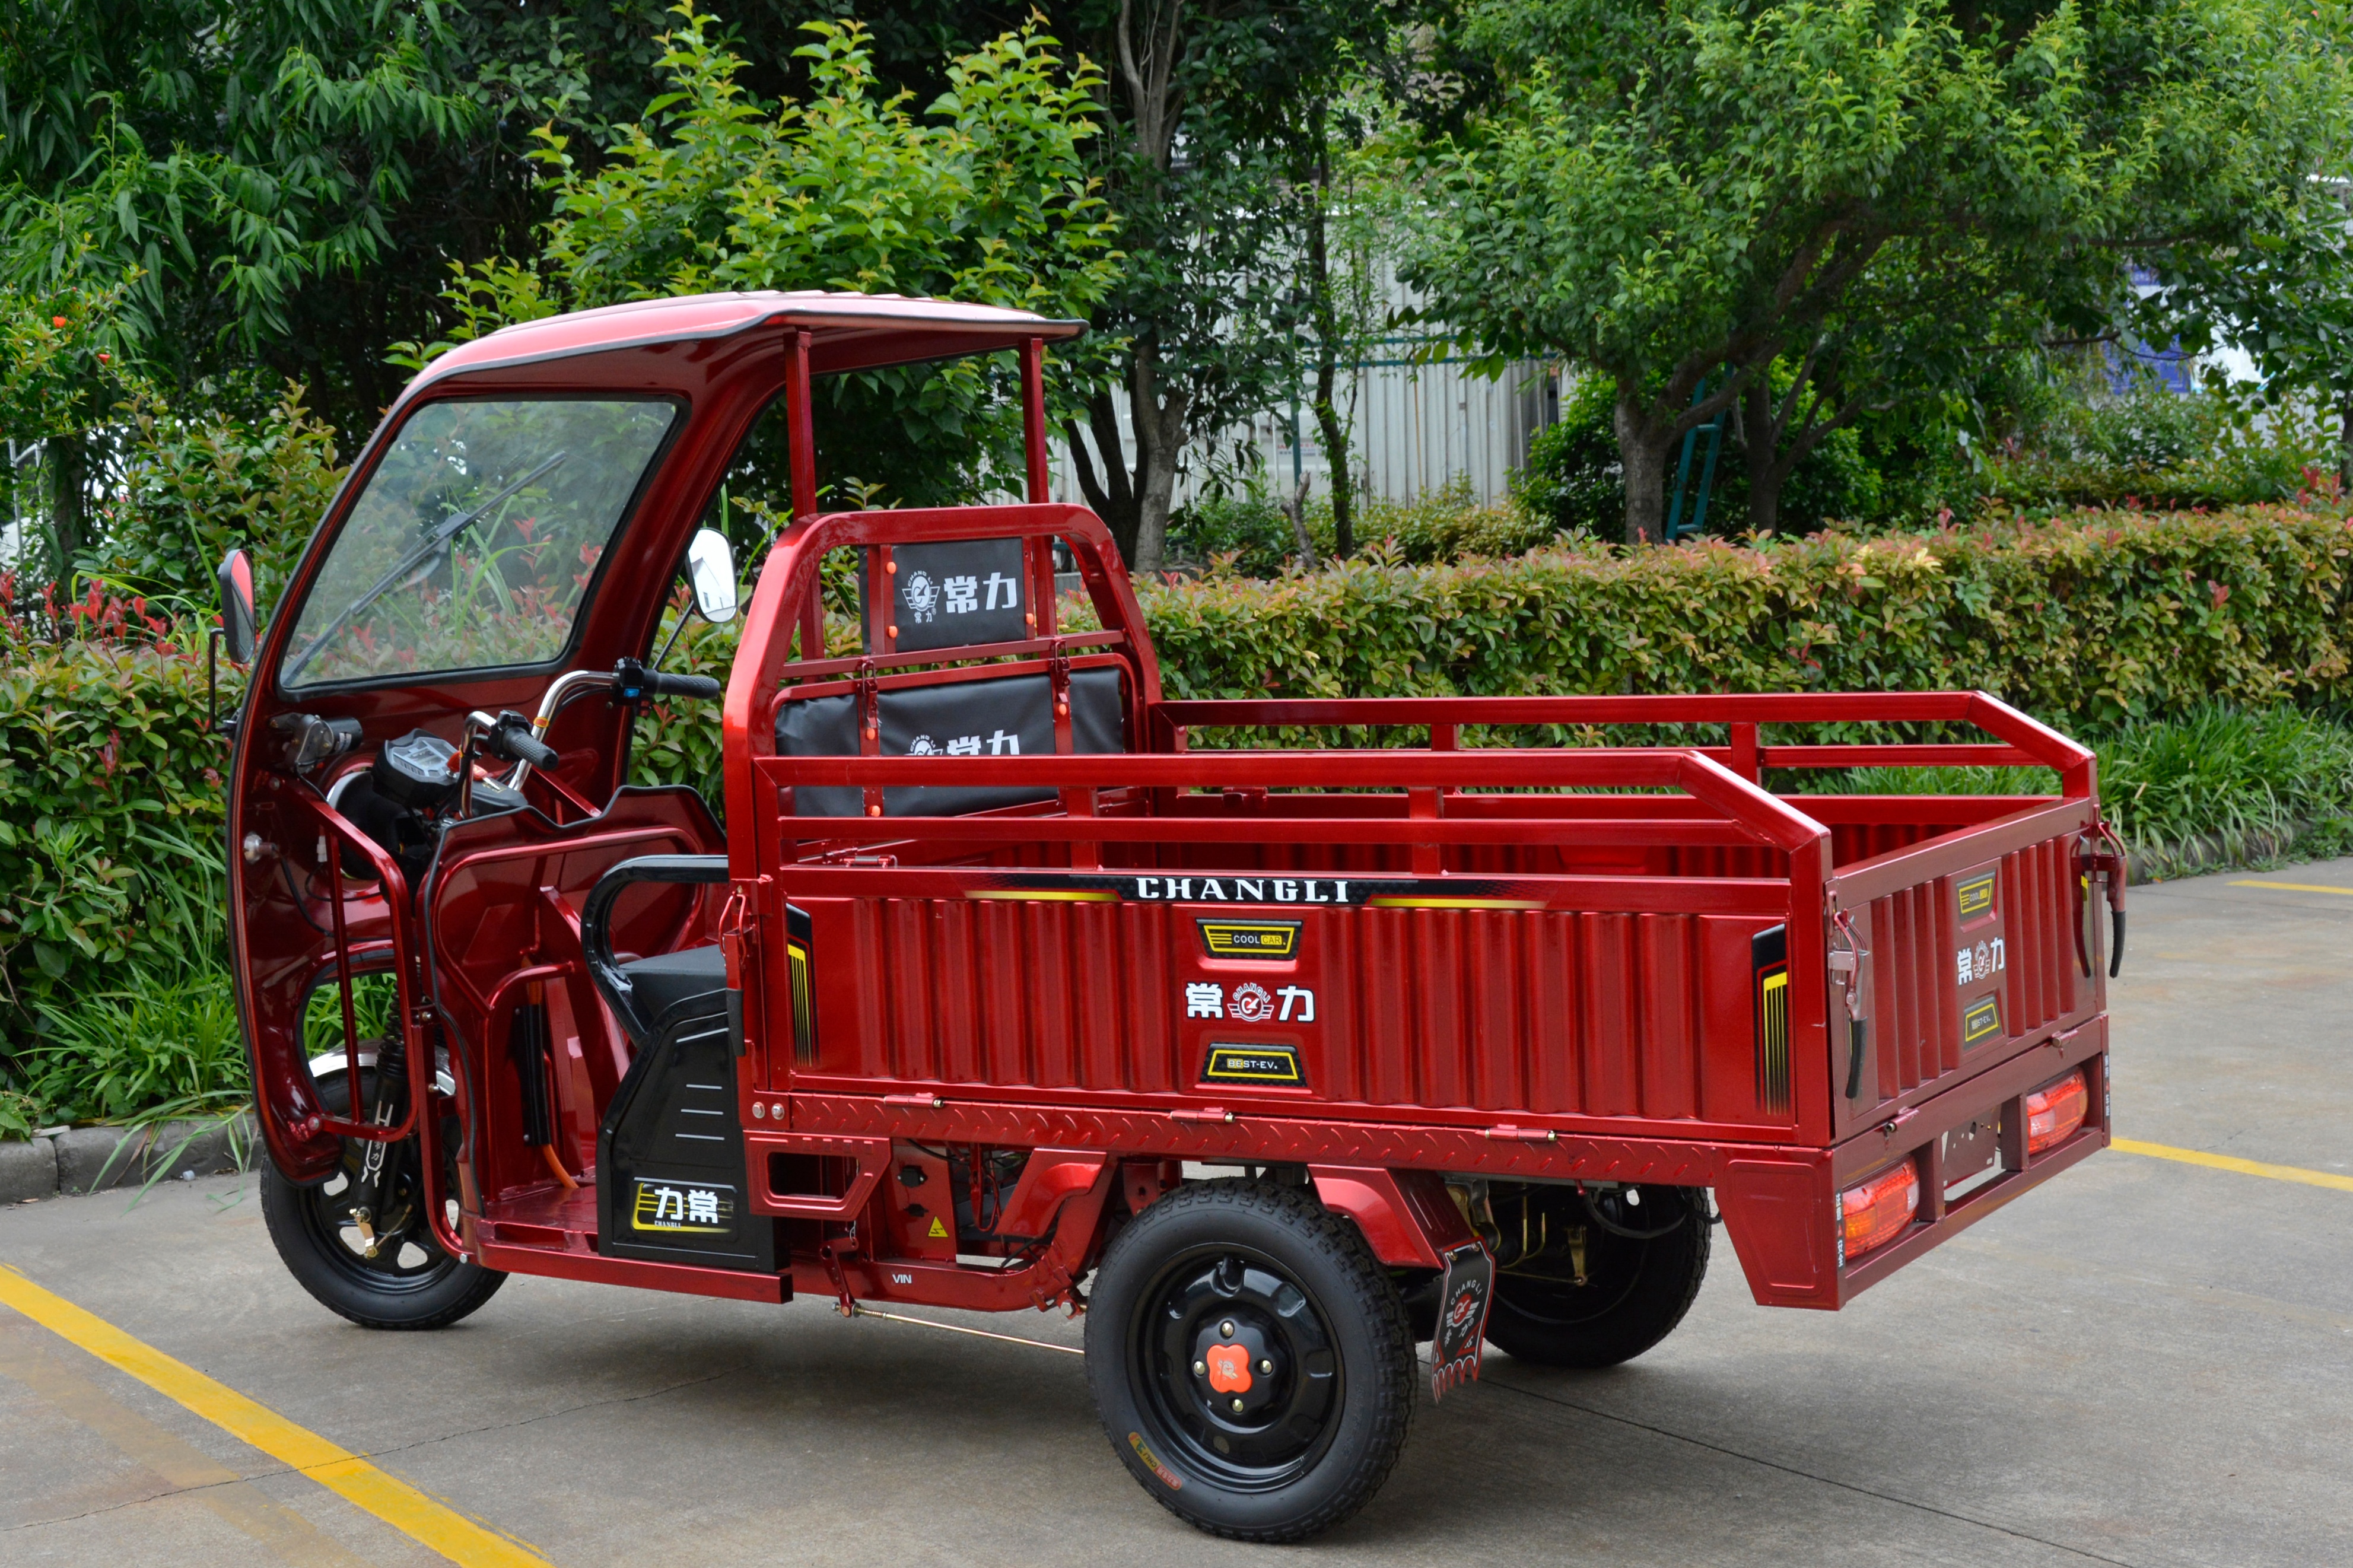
0 606 235 1025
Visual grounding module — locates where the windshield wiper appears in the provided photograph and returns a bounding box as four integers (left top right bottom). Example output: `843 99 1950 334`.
284 451 569 683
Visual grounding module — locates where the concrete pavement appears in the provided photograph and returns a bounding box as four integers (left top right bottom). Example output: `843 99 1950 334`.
2 857 2348 1566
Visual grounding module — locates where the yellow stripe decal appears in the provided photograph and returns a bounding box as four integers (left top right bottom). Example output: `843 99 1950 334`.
2228 879 2353 898
2111 1138 2353 1193
0 1265 552 1566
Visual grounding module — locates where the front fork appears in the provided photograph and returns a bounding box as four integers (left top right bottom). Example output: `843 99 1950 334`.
347 1036 409 1257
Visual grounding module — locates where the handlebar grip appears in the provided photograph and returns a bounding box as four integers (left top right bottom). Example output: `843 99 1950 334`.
482 715 559 769
649 672 722 700
506 729 559 769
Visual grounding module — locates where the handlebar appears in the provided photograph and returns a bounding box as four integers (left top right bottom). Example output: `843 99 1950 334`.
611 658 720 704
480 712 559 770
471 659 723 800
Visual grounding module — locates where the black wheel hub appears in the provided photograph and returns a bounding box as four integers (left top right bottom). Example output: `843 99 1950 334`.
297 1128 454 1293
1140 1249 1340 1488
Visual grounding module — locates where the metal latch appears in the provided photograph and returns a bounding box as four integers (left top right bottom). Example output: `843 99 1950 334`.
1830 908 1870 1099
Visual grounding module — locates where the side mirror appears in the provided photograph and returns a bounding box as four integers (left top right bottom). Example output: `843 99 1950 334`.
217 548 257 664
685 527 737 625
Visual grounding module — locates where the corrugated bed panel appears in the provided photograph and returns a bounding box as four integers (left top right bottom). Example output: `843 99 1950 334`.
838 900 1769 1125
1858 829 2087 1113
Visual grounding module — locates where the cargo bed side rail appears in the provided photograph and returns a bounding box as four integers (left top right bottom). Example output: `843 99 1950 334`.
1155 691 2096 798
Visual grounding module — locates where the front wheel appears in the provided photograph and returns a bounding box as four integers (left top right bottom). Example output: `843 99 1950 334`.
1085 1179 1415 1543
261 1069 504 1330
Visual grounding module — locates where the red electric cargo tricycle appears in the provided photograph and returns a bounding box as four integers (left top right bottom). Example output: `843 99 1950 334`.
217 292 2124 1542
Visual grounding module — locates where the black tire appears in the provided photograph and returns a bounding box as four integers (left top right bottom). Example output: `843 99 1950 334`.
1481 1183 1709 1369
1085 1179 1415 1543
262 1069 505 1330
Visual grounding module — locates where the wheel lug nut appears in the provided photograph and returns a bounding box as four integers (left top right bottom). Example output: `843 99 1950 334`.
1230 1398 1245 1413
1260 1359 1273 1375
1220 1320 1235 1338
1194 1360 1206 1375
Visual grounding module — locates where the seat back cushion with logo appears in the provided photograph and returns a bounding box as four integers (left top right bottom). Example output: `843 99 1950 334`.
780 666 1125 817
864 537 1029 651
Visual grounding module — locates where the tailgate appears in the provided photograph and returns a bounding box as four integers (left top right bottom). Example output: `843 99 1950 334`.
1829 795 2104 1137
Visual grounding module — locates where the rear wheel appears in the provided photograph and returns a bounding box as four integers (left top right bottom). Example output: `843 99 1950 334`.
261 1068 504 1330
1086 1179 1415 1543
1480 1183 1709 1369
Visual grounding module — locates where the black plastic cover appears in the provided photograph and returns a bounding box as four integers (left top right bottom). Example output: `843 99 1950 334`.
596 993 773 1271
619 945 726 1028
372 729 460 810
778 666 1125 817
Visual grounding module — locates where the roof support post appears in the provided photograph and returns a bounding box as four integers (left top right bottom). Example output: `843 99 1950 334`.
788 329 823 660
1022 336 1051 504
788 329 818 519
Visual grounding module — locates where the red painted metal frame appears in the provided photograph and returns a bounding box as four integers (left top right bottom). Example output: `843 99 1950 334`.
719 503 2107 1308
227 291 2117 1330
227 297 1088 1184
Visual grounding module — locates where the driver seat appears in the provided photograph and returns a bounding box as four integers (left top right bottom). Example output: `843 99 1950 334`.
615 945 727 1047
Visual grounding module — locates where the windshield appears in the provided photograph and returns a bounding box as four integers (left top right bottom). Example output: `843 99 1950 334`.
282 397 678 689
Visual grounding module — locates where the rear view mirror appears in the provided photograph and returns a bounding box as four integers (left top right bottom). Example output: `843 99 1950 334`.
686 527 737 625
217 548 257 664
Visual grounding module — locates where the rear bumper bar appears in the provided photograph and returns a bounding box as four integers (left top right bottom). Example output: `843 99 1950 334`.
1716 1014 2109 1309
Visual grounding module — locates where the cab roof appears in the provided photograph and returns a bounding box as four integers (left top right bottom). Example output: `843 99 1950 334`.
406 291 1087 399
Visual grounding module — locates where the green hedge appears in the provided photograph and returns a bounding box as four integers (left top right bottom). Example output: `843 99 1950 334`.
11 504 2352 1033
0 615 230 1024
1134 507 2353 727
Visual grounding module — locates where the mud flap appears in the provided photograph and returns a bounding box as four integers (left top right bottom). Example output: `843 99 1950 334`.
1429 1238 1494 1400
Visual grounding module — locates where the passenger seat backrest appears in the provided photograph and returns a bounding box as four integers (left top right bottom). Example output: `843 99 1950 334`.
778 665 1125 817
864 537 1030 652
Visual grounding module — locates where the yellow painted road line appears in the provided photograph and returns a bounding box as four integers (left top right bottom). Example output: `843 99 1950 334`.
0 1264 551 1567
2112 1138 2353 1194
2228 879 2353 897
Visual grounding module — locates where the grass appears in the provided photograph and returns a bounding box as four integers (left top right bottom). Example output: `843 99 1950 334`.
1803 702 2353 879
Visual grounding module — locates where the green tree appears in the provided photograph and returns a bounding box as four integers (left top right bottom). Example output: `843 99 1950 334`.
0 2 483 406
1280 70 1398 558
414 5 1120 507
2151 174 2353 488
1054 0 1366 571
1406 0 2350 543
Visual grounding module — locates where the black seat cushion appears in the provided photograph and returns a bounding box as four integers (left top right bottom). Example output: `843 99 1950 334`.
779 665 1125 818
620 944 726 1028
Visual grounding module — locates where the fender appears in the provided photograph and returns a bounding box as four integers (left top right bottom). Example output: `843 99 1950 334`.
304 1048 457 1101
1308 1165 1476 1268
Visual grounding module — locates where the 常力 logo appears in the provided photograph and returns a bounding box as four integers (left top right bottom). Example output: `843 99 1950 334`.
1229 982 1276 1023
901 569 940 624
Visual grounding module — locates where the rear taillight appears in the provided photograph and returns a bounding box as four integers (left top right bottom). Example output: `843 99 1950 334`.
1840 1160 1919 1262
2025 1068 2088 1155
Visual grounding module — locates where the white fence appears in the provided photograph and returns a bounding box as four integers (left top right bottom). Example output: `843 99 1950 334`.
1049 346 1560 513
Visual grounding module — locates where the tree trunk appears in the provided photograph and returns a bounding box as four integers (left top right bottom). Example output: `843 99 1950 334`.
47 432 87 576
1311 376 1352 561
1613 390 1671 546
1067 389 1142 562
1302 113 1353 559
1740 380 1785 537
1083 0 1192 575
1282 478 1319 571
1127 338 1188 574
